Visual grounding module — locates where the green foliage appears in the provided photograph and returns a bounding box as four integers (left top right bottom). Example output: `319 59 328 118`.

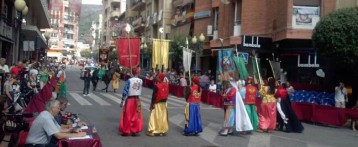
80 49 92 58
170 36 186 64
312 7 358 64
109 49 118 60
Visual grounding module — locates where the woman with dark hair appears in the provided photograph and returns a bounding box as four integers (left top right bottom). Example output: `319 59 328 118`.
183 76 203 136
276 83 304 133
257 77 277 133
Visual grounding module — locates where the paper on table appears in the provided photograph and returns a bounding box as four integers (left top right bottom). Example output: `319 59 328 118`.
68 135 92 140
81 126 89 130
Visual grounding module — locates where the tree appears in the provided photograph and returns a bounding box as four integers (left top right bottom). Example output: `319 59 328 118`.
169 36 186 70
80 49 92 58
312 7 358 64
312 7 358 107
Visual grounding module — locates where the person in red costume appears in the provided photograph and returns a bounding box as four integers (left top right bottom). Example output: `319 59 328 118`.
146 73 169 136
119 68 143 136
219 81 236 136
244 77 259 132
275 83 304 133
183 76 203 136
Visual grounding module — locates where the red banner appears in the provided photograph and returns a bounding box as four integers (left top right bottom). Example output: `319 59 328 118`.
117 38 140 68
99 48 109 64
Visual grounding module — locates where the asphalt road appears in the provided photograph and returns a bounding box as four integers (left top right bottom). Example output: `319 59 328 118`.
64 66 358 147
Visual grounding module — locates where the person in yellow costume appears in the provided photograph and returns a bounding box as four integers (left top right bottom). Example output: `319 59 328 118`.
147 73 169 136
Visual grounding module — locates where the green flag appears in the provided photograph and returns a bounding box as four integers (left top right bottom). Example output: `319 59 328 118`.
233 55 249 80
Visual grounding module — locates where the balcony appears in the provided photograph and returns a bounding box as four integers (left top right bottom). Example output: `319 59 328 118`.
132 16 145 31
131 0 146 11
26 0 50 28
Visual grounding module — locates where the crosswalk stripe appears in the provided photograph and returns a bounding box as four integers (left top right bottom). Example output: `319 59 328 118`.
113 94 151 108
168 96 187 105
87 94 111 106
99 93 121 104
130 94 183 107
69 93 92 106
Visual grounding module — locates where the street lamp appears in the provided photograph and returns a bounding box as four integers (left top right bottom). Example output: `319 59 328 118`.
14 0 28 62
191 33 205 74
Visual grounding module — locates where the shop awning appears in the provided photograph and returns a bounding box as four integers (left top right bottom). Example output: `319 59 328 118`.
47 52 63 57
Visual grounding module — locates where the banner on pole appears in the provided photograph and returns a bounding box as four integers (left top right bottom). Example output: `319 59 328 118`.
183 47 193 72
152 39 170 70
218 49 235 73
98 48 109 64
117 38 140 68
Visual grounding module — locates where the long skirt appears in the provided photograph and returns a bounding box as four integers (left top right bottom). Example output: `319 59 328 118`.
245 104 259 131
258 102 276 130
59 82 66 97
112 79 119 90
118 98 143 135
223 105 235 128
277 99 304 133
147 102 169 136
184 103 203 135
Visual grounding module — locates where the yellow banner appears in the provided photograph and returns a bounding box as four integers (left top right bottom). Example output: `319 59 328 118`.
152 39 170 70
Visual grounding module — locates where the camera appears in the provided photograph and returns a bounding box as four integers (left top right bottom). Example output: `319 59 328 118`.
1 113 33 132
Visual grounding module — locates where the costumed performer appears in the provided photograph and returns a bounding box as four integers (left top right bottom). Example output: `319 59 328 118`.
119 68 143 136
146 73 170 136
183 76 203 136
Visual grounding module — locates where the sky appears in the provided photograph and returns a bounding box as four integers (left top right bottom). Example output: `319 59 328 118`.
82 0 102 5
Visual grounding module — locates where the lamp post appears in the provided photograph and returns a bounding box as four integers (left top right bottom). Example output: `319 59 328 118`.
191 33 205 74
14 0 28 63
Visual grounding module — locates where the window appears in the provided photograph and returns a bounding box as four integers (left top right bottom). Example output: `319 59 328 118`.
293 0 320 6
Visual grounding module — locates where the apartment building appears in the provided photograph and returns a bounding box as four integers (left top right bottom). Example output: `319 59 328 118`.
101 0 126 48
45 0 81 59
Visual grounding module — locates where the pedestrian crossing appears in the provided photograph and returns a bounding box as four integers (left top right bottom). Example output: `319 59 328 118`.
65 91 217 109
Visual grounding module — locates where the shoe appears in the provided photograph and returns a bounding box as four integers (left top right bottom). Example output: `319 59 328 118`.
228 128 234 135
87 94 90 96
83 94 86 96
121 133 129 136
257 129 264 133
219 129 228 136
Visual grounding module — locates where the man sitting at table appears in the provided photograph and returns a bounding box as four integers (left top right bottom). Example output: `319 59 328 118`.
55 97 87 129
25 100 86 147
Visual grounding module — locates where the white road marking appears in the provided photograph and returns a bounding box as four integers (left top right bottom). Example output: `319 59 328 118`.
87 94 111 106
69 93 92 105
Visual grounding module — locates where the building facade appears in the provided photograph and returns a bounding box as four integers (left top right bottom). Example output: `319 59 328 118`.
101 0 126 48
0 0 50 65
45 0 81 59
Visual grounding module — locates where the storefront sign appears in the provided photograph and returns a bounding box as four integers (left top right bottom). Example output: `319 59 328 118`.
241 35 272 49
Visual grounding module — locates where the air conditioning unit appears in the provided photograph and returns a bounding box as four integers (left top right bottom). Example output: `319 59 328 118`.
207 25 213 36
213 30 218 40
233 25 241 36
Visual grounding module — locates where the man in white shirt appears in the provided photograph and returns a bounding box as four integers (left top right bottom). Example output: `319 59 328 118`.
335 82 348 108
25 100 86 146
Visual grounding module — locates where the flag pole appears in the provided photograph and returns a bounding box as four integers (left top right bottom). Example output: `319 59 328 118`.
125 24 132 75
186 37 192 86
